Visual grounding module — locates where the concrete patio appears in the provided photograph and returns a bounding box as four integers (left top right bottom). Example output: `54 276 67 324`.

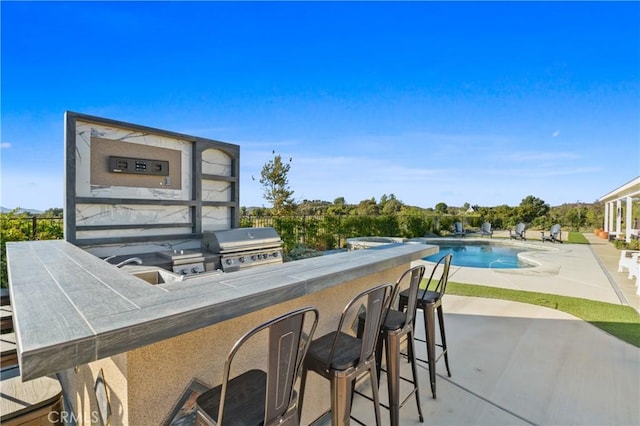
316 233 640 425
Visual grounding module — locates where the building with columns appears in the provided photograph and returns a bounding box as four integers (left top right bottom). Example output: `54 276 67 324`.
598 176 640 242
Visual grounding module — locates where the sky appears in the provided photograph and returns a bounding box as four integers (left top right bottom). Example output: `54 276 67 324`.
1 1 639 212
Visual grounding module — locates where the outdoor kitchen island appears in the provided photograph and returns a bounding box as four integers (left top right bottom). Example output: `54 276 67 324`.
6 239 437 425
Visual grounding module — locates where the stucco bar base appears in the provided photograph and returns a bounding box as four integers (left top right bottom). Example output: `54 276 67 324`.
60 265 405 425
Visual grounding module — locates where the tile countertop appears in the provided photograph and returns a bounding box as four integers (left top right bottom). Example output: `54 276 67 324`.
6 240 437 381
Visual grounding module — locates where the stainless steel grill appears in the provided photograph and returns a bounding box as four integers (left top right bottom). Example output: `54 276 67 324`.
202 227 284 272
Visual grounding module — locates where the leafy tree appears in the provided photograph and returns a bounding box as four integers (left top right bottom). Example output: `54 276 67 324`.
251 207 268 217
585 202 604 230
487 204 515 229
42 208 63 217
518 196 550 224
382 200 403 215
297 200 330 215
353 198 379 216
380 194 403 215
435 202 448 214
565 206 588 231
260 152 296 215
326 197 349 215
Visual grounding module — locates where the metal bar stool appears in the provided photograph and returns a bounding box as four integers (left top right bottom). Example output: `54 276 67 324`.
399 253 453 399
195 306 319 426
298 283 393 426
356 265 426 426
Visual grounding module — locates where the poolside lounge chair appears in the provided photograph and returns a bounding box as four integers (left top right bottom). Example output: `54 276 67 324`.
509 223 526 240
452 222 466 237
479 222 493 238
541 224 562 243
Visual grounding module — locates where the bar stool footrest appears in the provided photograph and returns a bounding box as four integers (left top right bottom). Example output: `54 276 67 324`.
353 382 421 418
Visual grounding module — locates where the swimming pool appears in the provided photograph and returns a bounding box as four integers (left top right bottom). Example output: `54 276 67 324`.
424 243 534 269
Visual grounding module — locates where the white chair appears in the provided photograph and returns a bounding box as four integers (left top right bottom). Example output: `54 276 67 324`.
617 250 640 294
617 250 640 278
628 253 640 292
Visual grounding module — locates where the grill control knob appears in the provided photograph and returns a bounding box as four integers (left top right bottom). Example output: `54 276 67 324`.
225 259 233 265
251 255 258 261
272 252 279 258
239 257 245 263
262 253 268 259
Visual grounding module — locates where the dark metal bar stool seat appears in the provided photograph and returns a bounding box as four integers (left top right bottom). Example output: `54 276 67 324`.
304 333 363 371
196 306 319 426
299 283 393 426
196 369 268 425
357 265 426 426
399 254 453 399
381 309 408 331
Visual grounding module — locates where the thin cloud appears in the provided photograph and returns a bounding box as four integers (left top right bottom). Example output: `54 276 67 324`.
332 131 511 150
1 142 11 149
490 166 602 178
552 130 560 137
500 151 580 162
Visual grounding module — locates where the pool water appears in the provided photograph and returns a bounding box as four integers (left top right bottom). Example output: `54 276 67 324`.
423 244 533 269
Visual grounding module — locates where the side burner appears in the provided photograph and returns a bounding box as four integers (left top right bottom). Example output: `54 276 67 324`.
158 249 206 275
202 227 284 272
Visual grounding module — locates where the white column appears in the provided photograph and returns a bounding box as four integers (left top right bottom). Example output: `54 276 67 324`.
626 196 633 242
603 202 609 232
616 199 623 236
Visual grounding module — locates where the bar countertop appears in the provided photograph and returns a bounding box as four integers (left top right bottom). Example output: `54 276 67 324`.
6 240 437 381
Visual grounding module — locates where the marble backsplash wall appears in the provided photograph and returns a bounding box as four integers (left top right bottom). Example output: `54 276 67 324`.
66 113 239 254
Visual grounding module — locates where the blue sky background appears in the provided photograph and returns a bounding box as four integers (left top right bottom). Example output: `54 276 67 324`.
2 1 639 211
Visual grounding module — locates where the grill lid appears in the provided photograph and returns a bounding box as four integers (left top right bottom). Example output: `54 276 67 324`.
203 227 283 253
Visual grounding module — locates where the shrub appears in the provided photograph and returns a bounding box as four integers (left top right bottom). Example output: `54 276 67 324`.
613 238 640 250
283 244 323 262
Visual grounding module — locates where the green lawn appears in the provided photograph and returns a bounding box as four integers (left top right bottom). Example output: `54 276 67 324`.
491 231 588 243
567 231 589 244
444 281 640 347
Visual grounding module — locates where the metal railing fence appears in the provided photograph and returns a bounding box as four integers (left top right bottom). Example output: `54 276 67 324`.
0 213 472 250
1 216 64 240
